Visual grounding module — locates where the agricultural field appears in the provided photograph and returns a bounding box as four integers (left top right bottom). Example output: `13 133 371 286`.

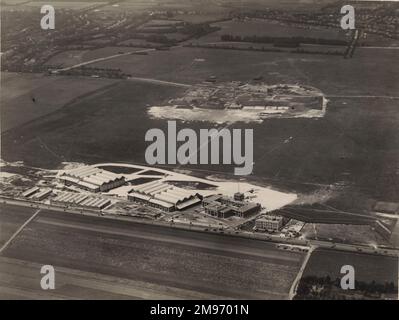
303 248 398 285
82 47 398 97
0 204 37 247
302 223 390 246
0 208 305 299
195 19 351 44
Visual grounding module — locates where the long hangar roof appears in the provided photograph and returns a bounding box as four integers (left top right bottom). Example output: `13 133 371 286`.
60 166 125 188
129 181 202 209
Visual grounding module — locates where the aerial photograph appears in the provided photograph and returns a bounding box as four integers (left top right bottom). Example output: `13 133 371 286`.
0 0 398 304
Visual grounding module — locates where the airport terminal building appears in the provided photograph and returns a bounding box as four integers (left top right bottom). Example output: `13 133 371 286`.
202 193 261 218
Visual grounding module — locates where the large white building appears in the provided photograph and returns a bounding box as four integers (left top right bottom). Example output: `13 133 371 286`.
58 166 126 193
128 180 202 212
255 215 284 232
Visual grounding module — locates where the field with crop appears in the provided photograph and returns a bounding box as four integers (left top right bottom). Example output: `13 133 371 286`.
0 206 304 299
196 19 350 44
303 248 398 285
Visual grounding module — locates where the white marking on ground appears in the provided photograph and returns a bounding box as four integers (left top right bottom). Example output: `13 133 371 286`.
0 209 41 254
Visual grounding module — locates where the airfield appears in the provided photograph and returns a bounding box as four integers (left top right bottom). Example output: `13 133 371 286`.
2 44 398 204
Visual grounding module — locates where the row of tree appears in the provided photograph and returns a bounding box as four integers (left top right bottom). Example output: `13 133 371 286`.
295 275 397 300
221 34 348 46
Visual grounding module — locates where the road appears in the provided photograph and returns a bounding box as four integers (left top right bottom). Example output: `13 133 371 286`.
288 245 316 300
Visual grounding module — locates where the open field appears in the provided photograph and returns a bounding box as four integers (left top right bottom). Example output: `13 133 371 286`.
2 73 398 202
196 19 350 44
0 204 304 299
302 223 390 246
0 203 37 247
303 248 398 285
0 72 119 132
45 47 149 69
83 47 398 97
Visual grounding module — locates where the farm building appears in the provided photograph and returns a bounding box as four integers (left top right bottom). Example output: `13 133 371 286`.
128 181 202 212
202 194 261 218
58 166 126 193
51 191 111 210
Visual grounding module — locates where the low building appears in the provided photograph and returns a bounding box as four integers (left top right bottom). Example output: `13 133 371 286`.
255 215 284 232
202 194 261 218
58 166 126 193
51 191 111 210
30 189 52 201
21 187 40 198
128 181 202 212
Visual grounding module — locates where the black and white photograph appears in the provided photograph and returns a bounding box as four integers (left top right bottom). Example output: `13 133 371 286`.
0 0 398 305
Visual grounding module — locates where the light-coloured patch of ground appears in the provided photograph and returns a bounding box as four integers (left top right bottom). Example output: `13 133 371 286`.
148 106 264 124
0 172 17 179
148 82 327 123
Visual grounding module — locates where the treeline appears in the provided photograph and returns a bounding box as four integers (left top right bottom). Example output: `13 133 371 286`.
221 34 348 46
181 24 220 39
128 24 220 45
58 66 130 79
185 43 343 56
295 275 397 300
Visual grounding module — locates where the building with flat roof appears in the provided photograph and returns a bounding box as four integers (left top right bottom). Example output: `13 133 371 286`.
58 166 126 193
255 215 284 232
128 181 202 212
202 194 261 218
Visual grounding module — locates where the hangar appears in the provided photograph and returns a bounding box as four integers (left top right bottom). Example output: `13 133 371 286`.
58 166 126 193
51 191 111 210
128 180 202 212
